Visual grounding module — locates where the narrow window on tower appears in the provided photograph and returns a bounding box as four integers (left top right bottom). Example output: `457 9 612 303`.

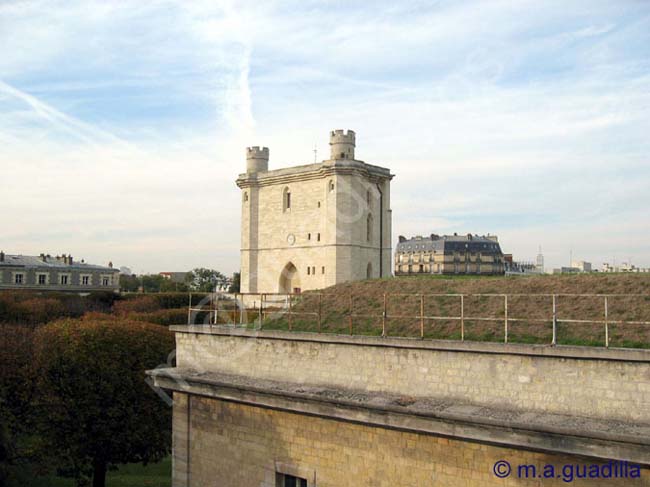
283 187 291 211
366 213 373 242
317 233 321 241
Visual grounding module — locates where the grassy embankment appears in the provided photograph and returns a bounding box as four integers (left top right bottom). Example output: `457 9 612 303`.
260 273 650 348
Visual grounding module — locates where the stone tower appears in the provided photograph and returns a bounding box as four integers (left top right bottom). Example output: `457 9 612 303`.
236 129 393 295
329 129 355 160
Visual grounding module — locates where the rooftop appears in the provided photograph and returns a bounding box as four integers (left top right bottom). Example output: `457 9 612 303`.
0 253 116 272
396 234 502 253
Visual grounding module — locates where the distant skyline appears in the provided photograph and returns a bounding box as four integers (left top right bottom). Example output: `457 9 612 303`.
1 0 649 275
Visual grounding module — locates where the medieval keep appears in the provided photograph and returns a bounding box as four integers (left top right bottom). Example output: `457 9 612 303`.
236 130 393 295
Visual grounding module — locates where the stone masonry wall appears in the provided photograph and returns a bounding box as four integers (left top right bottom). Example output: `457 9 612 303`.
175 330 650 422
178 394 649 487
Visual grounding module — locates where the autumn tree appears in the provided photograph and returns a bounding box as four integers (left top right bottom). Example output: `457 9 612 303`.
33 318 174 487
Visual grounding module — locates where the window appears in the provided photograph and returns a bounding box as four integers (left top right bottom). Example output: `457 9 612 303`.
307 267 311 275
243 192 248 202
38 274 47 285
60 275 69 285
366 213 373 242
328 180 334 192
102 277 110 286
322 266 325 274
82 275 90 285
366 189 371 206
283 187 291 211
276 473 307 487
308 233 311 240
14 273 24 284
312 266 315 275
317 201 321 208
317 233 320 242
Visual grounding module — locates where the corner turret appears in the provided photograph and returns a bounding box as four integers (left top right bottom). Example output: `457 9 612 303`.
329 129 355 160
246 146 269 173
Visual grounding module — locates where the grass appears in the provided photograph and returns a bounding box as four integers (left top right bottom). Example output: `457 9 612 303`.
22 457 171 487
257 273 650 349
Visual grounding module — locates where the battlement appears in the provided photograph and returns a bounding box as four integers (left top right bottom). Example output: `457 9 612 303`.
330 129 356 143
246 146 269 173
329 129 356 160
246 146 269 158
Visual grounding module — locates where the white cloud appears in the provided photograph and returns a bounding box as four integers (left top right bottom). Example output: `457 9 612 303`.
1 0 649 273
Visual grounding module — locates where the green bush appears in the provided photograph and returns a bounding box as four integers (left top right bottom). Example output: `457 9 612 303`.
128 309 188 326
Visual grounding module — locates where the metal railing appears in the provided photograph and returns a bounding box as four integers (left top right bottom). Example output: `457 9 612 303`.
186 292 650 348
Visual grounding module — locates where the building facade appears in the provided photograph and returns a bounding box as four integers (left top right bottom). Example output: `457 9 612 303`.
149 326 650 486
0 252 120 293
236 130 393 295
394 234 504 276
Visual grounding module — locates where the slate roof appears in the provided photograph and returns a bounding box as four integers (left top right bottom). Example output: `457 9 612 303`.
396 235 502 255
0 254 116 272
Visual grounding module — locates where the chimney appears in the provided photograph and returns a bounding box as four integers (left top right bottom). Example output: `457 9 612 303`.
0 251 4 262
108 261 113 269
398 235 406 243
40 253 46 262
68 255 73 265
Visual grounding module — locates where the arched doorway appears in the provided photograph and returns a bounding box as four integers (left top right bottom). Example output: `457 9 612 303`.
279 262 301 294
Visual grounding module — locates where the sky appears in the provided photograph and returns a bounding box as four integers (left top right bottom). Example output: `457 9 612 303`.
0 0 649 275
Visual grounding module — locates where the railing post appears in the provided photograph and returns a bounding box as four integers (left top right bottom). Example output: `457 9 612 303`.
259 294 264 328
420 294 424 339
604 296 609 348
552 294 557 346
187 292 192 325
214 293 219 326
239 294 244 325
288 294 293 331
382 293 387 337
460 295 465 341
349 293 353 335
318 293 322 333
504 294 508 344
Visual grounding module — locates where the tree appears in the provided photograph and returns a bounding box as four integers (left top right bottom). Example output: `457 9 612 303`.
33 318 174 487
119 274 140 293
140 274 166 293
0 324 38 483
185 268 226 292
159 278 188 293
229 272 241 293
